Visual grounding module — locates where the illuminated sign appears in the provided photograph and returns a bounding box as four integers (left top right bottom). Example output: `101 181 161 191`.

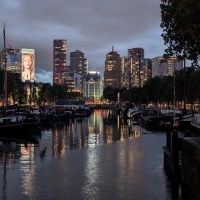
88 71 100 74
21 49 35 82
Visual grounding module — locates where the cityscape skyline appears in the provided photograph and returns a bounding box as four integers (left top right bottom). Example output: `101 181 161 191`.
1 0 169 84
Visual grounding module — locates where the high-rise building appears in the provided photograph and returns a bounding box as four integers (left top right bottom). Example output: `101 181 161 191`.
70 50 84 92
0 47 21 73
128 47 144 59
104 46 121 88
143 58 152 84
120 57 132 89
127 47 145 88
66 72 81 92
152 57 183 78
53 39 67 84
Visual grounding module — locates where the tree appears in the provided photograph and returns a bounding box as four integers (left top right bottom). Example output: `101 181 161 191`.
160 0 200 63
38 83 51 104
103 86 115 103
142 77 162 107
160 0 200 113
187 71 200 105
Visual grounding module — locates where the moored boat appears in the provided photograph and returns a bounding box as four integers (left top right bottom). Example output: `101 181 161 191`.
138 108 171 131
0 110 40 134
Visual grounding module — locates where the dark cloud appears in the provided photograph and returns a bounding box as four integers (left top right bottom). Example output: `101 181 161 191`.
0 0 165 83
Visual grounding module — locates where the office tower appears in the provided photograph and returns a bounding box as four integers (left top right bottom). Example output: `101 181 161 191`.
127 47 147 88
152 57 183 78
0 47 21 73
83 71 103 101
66 72 81 92
70 50 84 92
104 46 121 89
53 39 67 84
120 57 132 89
143 58 152 83
128 47 144 59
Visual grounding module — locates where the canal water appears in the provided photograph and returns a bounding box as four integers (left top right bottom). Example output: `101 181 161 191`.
0 109 186 200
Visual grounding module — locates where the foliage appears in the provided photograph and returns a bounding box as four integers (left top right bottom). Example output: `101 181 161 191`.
160 0 200 64
103 86 114 102
187 70 200 102
37 83 51 104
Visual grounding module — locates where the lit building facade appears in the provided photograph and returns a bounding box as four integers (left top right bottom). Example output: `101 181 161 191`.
83 71 103 102
70 50 84 92
152 57 183 78
65 72 81 92
0 47 21 73
120 57 132 89
53 39 67 84
104 46 121 89
143 58 152 82
128 47 144 59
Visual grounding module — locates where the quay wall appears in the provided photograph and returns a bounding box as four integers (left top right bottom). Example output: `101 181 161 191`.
181 138 200 200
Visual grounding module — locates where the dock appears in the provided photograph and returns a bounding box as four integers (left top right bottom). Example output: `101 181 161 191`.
163 123 200 200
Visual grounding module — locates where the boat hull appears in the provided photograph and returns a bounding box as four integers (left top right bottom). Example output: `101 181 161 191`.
0 118 40 134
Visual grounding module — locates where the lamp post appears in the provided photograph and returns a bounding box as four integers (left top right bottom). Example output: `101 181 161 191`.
13 72 18 105
171 55 176 126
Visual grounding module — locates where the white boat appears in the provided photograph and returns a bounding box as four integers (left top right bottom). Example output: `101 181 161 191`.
127 108 141 118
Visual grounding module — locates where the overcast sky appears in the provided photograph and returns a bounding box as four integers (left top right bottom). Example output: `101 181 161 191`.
0 0 165 84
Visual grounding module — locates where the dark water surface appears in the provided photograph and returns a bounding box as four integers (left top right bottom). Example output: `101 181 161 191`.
0 109 185 200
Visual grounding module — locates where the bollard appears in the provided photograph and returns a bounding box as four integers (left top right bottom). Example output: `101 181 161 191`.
163 122 172 170
166 122 171 150
171 130 179 175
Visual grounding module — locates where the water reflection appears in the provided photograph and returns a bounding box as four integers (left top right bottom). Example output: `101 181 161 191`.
0 139 39 200
0 109 185 200
49 109 143 155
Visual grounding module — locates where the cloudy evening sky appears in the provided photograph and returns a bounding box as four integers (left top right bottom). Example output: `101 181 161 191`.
0 0 166 84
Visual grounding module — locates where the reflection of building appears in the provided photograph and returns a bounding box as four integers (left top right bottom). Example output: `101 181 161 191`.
53 39 67 84
83 71 103 102
104 46 121 88
0 47 21 73
152 56 183 78
87 110 103 146
52 123 66 156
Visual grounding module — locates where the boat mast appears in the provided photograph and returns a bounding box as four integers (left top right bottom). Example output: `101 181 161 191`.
3 22 8 108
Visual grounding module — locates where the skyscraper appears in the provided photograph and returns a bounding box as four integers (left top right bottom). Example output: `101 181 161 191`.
104 46 121 88
53 39 67 84
128 47 144 59
0 47 21 73
70 50 84 92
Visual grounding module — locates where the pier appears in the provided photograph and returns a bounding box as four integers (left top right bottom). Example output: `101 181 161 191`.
163 123 200 200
